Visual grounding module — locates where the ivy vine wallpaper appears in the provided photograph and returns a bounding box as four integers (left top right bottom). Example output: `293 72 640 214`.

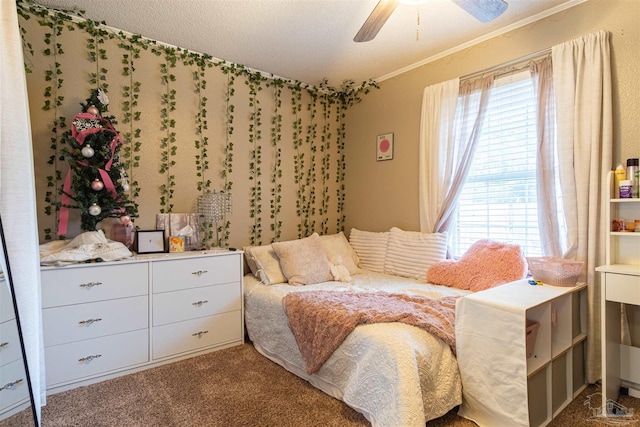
17 1 375 248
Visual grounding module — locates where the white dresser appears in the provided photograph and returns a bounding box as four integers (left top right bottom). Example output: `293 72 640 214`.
40 250 243 394
151 254 243 359
0 277 30 418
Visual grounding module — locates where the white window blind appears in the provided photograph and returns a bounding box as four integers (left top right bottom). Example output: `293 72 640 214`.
451 71 543 257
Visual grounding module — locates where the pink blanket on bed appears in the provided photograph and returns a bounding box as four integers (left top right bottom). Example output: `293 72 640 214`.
283 290 460 374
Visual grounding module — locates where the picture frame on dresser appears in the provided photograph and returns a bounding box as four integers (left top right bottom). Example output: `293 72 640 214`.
135 230 166 254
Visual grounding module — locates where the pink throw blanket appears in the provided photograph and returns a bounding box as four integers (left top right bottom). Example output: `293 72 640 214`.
283 290 460 374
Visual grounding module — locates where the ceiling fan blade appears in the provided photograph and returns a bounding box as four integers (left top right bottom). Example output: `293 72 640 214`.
354 0 399 43
451 0 508 23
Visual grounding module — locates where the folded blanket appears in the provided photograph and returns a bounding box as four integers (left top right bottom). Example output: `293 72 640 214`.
283 290 459 374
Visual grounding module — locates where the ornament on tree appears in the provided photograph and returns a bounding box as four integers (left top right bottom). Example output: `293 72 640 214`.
81 145 95 158
73 117 103 133
86 105 100 116
88 204 102 216
119 171 131 193
119 215 131 225
91 179 104 191
57 88 139 235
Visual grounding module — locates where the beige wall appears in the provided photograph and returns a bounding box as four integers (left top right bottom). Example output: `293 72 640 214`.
18 1 640 247
19 6 347 248
344 0 640 234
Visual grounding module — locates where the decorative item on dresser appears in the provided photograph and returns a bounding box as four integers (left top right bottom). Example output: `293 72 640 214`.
134 230 166 254
198 190 232 249
156 213 201 252
39 250 243 394
56 88 138 236
597 170 640 405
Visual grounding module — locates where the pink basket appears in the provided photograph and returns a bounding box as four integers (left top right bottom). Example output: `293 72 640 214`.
526 257 584 287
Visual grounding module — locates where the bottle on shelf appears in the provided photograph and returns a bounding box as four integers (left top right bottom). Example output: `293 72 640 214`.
614 164 626 198
620 180 633 199
626 158 639 198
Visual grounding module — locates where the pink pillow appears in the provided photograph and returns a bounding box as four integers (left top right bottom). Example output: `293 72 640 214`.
426 239 527 292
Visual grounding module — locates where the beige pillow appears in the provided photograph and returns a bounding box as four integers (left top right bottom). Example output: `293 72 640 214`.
384 227 448 279
243 245 260 276
243 244 287 285
272 233 332 286
319 232 361 275
348 228 389 273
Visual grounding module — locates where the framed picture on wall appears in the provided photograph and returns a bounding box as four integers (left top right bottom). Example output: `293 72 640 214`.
135 230 166 254
376 133 394 161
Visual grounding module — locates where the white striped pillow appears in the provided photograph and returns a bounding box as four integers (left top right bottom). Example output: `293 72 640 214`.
348 228 389 273
384 227 448 280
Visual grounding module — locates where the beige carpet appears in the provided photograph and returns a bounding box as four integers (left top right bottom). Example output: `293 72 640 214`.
1 343 638 426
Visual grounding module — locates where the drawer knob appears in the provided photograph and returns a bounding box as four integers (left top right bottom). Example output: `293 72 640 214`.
0 342 8 349
191 270 208 276
0 379 23 391
78 318 103 326
78 354 102 363
79 281 102 289
192 300 209 307
192 330 209 338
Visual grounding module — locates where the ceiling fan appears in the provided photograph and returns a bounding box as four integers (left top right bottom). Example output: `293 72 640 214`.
354 0 509 42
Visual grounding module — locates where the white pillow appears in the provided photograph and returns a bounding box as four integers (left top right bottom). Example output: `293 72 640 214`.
319 232 361 275
243 244 287 285
272 233 332 286
383 227 448 280
348 228 389 273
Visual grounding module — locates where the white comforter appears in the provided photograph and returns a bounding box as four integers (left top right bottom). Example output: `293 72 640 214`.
244 271 471 427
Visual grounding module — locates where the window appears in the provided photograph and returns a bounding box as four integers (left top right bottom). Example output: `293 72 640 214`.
450 71 547 258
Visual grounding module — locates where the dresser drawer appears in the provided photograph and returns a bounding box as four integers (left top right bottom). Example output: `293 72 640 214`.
152 311 241 359
153 282 241 326
152 254 241 293
43 295 148 347
41 263 148 308
0 280 14 324
45 329 148 386
0 358 29 410
605 273 640 305
0 320 21 367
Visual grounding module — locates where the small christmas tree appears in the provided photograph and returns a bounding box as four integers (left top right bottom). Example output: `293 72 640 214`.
58 88 138 235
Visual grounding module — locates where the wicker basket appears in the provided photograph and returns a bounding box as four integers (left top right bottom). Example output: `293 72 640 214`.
526 257 584 287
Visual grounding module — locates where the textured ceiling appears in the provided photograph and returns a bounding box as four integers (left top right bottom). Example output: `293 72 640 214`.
33 0 584 86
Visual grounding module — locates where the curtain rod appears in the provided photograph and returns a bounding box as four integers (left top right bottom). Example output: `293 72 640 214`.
460 47 552 82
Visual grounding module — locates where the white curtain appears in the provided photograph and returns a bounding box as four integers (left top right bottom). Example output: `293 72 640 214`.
552 30 613 383
530 56 563 257
419 78 459 232
0 0 46 423
419 76 494 234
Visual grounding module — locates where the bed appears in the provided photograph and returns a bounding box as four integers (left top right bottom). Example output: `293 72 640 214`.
242 229 527 427
244 270 470 427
